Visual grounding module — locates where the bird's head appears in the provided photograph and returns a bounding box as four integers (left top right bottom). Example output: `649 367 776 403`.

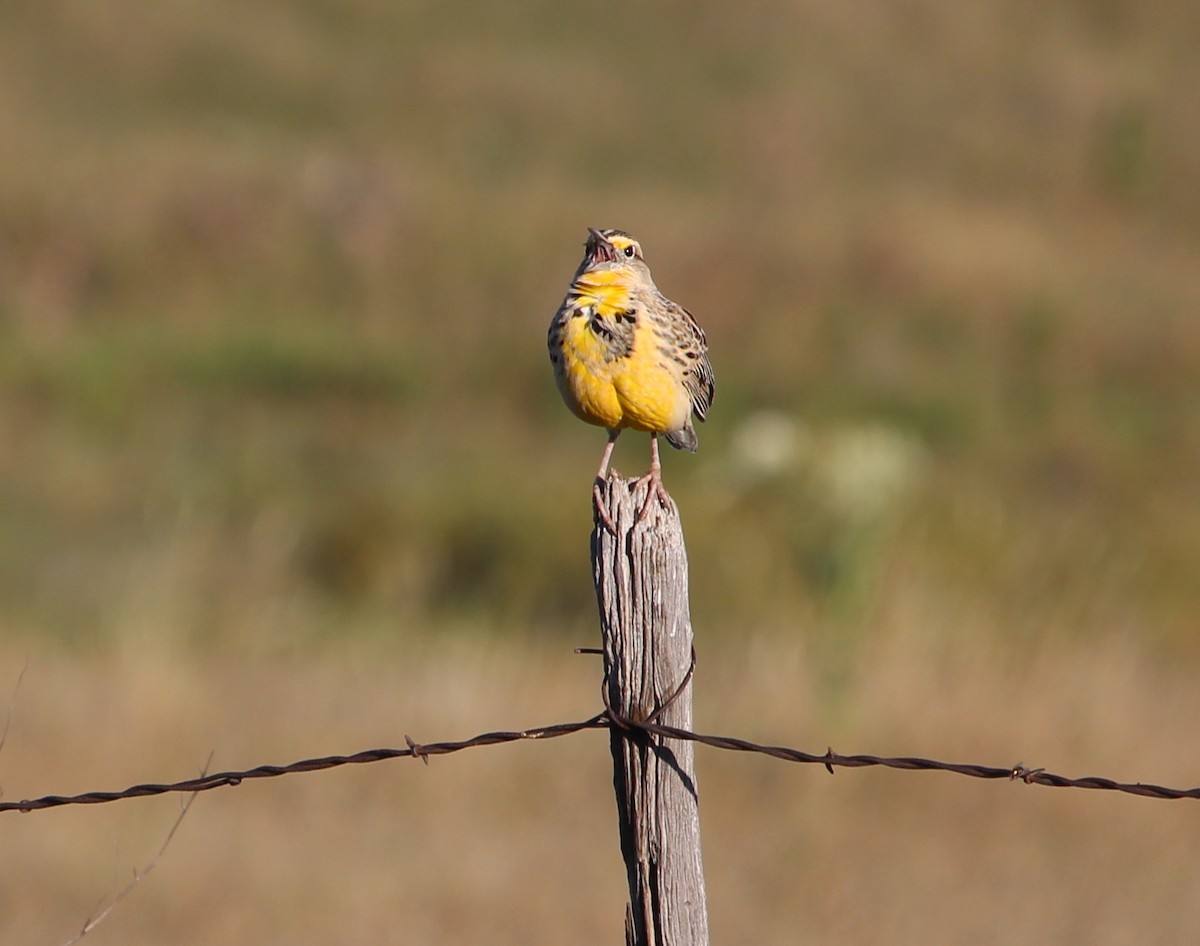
579 227 651 281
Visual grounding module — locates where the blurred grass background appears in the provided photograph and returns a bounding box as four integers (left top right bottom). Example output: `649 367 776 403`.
2 1 1198 943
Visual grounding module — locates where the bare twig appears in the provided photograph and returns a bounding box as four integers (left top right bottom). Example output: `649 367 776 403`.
0 652 30 759
60 754 209 946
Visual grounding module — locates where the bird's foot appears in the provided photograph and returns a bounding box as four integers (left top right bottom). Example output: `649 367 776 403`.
633 467 672 525
593 478 618 535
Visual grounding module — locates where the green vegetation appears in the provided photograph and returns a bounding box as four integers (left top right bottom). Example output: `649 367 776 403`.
1 0 1197 655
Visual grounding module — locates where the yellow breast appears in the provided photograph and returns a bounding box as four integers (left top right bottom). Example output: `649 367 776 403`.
553 315 625 428
550 275 692 435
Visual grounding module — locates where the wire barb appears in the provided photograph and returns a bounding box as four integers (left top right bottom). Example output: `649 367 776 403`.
1010 764 1045 783
405 735 429 766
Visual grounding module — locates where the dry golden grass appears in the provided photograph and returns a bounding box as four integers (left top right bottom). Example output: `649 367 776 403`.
4 611 1199 945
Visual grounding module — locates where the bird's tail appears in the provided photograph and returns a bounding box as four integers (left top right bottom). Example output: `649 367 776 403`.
664 421 698 453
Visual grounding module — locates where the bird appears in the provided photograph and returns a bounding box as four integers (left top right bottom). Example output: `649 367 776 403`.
547 227 714 527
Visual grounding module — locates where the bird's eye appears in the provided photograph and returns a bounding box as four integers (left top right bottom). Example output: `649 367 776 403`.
623 245 637 258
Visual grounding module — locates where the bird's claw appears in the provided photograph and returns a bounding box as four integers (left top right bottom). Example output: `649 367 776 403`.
633 470 671 525
593 479 618 535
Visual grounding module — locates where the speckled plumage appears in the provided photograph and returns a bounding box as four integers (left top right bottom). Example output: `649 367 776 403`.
548 227 714 523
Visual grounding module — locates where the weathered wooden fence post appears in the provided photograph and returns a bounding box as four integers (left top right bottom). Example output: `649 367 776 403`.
591 475 709 946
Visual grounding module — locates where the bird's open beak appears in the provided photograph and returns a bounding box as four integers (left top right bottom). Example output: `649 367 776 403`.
586 228 618 264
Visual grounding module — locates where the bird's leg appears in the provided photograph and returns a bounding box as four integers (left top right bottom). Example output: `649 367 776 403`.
593 429 620 533
634 432 672 524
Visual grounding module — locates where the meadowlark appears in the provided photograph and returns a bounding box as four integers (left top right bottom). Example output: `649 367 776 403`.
547 227 714 526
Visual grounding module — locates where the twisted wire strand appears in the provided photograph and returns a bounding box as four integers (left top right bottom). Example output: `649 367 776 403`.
4 709 1197 813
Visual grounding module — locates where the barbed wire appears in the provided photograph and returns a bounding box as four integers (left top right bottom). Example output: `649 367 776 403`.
636 720 1200 800
0 714 609 813
4 705 1198 814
